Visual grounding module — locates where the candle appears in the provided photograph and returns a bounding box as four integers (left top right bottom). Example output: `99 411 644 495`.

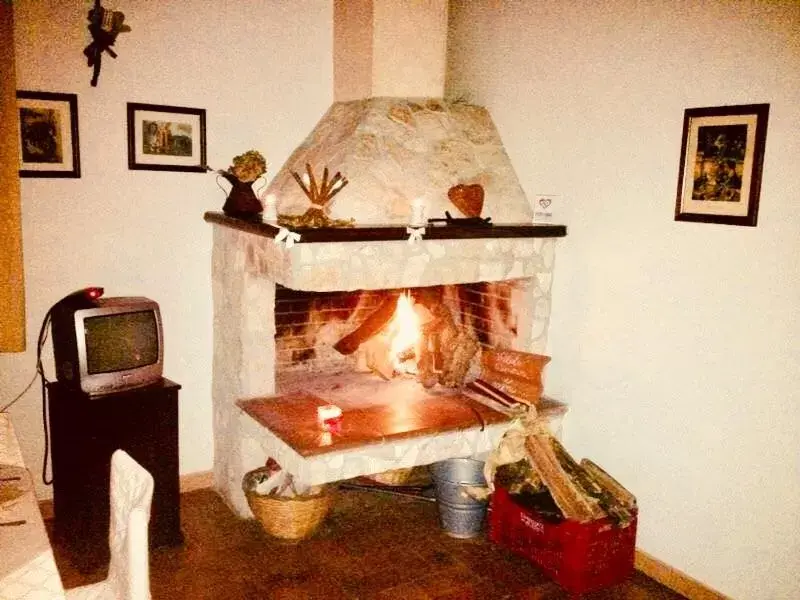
410 198 426 227
317 404 342 424
263 193 278 222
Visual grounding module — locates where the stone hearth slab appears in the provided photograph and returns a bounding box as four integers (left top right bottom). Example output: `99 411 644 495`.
237 386 510 458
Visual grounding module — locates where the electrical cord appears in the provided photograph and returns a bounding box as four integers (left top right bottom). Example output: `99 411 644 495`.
36 306 54 485
0 305 53 413
2 289 102 486
0 370 38 413
0 304 55 485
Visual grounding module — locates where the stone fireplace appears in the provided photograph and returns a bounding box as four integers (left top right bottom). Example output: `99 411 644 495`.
205 0 567 516
206 220 564 515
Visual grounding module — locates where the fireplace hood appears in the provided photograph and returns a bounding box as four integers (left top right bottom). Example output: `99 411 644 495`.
263 96 534 225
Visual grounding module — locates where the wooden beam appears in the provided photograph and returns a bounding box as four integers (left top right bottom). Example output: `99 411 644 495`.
635 549 732 600
180 470 215 494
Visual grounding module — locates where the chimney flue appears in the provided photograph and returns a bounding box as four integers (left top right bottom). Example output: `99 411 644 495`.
334 0 449 102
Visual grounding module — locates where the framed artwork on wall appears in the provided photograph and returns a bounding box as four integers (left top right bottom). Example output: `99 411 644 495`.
127 102 207 172
17 91 81 178
674 103 769 227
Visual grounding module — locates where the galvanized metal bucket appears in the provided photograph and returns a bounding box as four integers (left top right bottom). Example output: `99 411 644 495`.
430 458 489 539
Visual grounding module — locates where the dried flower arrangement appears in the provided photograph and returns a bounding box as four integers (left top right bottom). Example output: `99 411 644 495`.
278 163 355 228
220 150 267 183
214 150 268 218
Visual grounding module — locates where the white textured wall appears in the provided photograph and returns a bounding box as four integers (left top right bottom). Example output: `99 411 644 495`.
372 0 448 97
448 1 800 599
2 0 332 498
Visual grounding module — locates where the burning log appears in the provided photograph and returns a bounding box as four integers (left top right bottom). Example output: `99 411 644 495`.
333 294 400 355
416 313 442 388
334 291 477 388
415 301 478 388
439 329 479 387
417 316 442 388
361 335 394 380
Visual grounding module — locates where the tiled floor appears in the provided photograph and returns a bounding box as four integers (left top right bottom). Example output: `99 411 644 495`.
50 488 686 599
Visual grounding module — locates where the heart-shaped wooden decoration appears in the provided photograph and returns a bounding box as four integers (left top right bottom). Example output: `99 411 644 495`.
448 184 484 217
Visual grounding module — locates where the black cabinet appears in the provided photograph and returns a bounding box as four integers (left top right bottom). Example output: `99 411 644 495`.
47 379 183 572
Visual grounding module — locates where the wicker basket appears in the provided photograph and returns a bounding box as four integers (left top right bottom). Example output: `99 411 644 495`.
243 467 334 540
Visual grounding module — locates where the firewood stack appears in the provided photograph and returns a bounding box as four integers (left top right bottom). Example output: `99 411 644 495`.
487 413 637 526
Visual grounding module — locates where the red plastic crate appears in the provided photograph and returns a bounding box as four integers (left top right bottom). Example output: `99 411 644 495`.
488 485 637 596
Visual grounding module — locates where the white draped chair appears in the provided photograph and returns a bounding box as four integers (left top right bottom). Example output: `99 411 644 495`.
66 449 154 600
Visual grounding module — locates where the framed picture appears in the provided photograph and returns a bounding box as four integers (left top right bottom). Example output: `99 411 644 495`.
675 103 769 227
127 103 207 172
17 91 80 178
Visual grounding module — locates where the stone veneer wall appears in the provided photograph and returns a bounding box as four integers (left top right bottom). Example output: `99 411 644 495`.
210 224 557 514
264 98 534 225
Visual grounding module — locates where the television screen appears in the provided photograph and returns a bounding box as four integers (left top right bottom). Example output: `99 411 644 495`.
84 310 160 374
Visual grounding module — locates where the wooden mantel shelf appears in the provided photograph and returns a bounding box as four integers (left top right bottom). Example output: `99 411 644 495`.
204 211 567 243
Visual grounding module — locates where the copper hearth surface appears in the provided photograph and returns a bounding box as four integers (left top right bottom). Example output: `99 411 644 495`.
237 373 512 457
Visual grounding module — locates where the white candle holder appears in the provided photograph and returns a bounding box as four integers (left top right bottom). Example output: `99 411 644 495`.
263 193 278 222
317 405 342 431
410 198 427 227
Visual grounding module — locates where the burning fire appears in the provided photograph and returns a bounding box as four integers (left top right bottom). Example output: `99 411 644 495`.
387 292 421 373
357 291 431 380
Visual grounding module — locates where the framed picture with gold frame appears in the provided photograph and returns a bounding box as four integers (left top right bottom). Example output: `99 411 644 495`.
17 91 81 178
674 103 769 227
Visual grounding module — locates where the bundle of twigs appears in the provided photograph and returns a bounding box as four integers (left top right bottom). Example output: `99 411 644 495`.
278 163 355 228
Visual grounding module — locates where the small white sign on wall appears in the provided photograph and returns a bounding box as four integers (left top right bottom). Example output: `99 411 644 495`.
531 194 561 224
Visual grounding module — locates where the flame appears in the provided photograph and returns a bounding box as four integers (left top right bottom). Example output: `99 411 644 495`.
388 292 420 372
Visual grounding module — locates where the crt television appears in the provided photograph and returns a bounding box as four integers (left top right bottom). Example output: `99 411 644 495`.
51 288 164 396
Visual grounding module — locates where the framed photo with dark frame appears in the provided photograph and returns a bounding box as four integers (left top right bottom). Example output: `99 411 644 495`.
127 102 207 172
17 91 81 178
675 103 769 227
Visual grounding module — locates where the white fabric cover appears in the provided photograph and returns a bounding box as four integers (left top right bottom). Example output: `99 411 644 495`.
65 450 154 600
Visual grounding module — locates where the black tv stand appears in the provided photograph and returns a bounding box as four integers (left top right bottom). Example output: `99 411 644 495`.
47 378 183 573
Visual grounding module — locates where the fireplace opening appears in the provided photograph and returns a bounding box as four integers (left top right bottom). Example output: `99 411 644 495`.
275 279 528 389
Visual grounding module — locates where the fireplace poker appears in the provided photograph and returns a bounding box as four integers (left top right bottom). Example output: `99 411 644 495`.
339 481 436 503
467 379 526 409
427 211 492 227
